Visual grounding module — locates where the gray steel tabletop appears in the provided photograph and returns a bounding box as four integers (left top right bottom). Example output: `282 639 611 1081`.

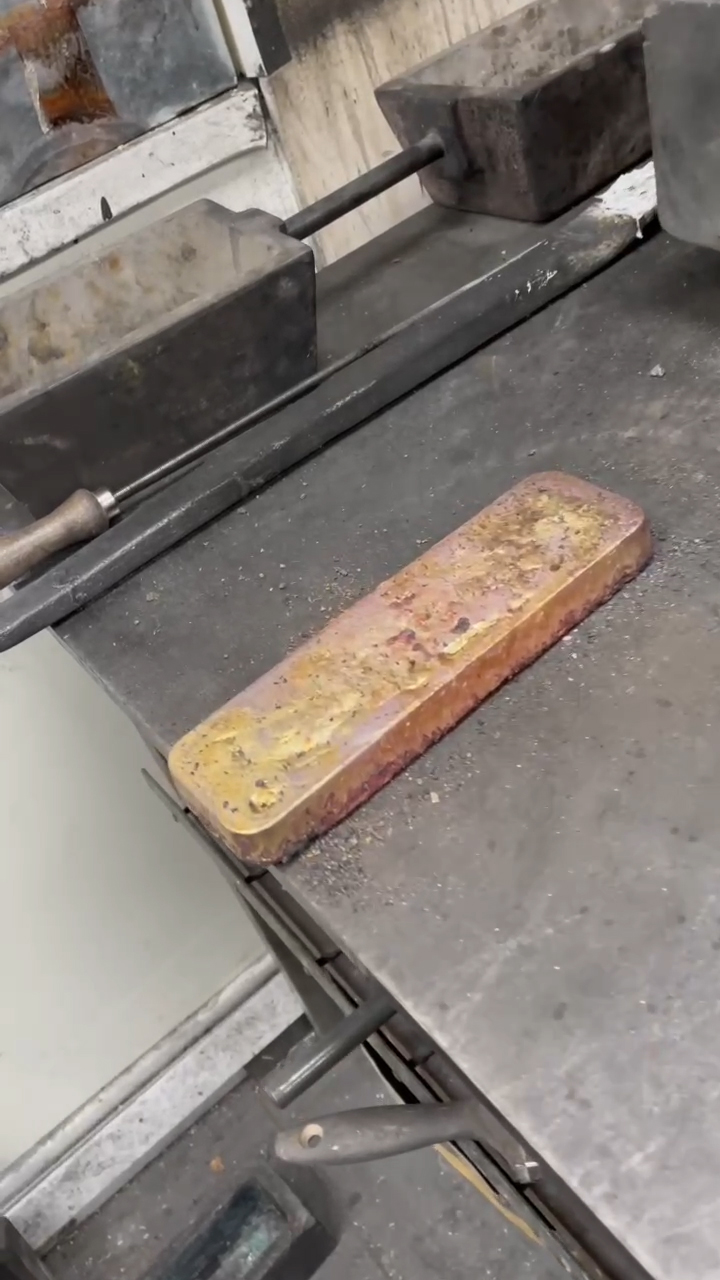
59 230 720 1280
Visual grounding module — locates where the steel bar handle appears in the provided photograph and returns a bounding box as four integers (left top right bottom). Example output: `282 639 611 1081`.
275 1102 539 1185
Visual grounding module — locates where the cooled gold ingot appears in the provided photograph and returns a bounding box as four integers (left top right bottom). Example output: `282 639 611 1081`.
170 473 652 865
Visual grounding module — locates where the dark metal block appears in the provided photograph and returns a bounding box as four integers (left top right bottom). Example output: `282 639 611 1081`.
0 202 316 515
644 0 720 250
145 1171 334 1280
376 0 653 221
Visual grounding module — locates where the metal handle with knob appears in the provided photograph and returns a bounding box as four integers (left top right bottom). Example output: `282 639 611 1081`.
0 488 118 590
274 1102 540 1186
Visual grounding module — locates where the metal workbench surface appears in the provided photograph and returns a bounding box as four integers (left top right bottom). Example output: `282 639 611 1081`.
58 228 720 1280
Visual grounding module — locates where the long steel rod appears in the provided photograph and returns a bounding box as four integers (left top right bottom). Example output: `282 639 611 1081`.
117 304 441 504
0 302 444 592
282 134 444 242
0 168 658 651
0 284 453 587
0 955 277 1216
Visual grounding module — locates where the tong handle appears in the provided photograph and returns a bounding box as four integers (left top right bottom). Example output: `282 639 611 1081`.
0 488 117 589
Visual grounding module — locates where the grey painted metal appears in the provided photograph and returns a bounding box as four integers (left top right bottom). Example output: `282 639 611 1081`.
275 1102 539 1184
242 901 345 1035
49 228 720 1278
140 776 593 1274
264 993 395 1107
0 955 277 1216
645 0 720 251
6 972 300 1252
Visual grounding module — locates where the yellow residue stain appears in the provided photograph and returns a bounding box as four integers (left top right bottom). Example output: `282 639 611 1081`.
435 1145 542 1245
248 783 284 813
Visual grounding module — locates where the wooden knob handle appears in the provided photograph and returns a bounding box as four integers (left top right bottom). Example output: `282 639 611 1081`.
0 488 117 590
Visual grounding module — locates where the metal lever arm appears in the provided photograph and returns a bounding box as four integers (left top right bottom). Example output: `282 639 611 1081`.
0 488 118 590
275 1102 540 1185
263 992 395 1108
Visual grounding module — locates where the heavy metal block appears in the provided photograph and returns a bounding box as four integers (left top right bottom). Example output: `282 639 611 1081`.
377 0 653 221
0 202 316 514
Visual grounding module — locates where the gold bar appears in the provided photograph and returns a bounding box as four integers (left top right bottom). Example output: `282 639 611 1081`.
170 473 652 866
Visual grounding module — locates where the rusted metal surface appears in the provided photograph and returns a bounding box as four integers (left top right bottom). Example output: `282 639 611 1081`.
0 0 235 204
0 0 115 131
169 473 652 866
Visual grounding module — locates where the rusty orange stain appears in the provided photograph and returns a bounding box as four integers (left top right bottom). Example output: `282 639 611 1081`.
169 473 652 866
0 0 115 128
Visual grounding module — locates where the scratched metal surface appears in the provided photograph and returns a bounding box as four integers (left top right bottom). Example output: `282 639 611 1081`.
170 473 650 865
58 228 720 1280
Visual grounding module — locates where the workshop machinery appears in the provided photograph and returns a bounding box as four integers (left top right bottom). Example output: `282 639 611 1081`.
0 0 654 619
3 1 719 1279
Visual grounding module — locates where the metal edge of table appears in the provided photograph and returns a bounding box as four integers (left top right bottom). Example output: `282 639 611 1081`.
14 228 720 1280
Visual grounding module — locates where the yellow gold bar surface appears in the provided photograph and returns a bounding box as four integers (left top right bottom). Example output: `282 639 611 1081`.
169 473 652 865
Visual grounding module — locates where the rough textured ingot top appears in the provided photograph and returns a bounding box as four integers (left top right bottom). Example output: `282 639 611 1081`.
170 472 652 865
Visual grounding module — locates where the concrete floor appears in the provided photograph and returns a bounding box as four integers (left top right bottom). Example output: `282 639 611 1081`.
0 630 265 1168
